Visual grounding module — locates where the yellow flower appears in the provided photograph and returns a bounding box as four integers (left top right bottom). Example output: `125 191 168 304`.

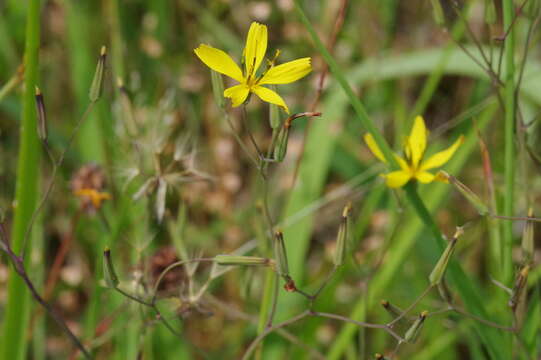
363 116 464 188
74 188 111 209
194 22 311 114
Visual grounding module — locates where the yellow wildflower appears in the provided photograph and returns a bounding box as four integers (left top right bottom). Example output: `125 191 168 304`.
194 22 311 114
363 116 464 188
74 188 111 209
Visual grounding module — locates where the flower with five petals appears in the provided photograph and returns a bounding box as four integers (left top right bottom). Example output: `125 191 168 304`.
363 116 464 188
194 22 311 114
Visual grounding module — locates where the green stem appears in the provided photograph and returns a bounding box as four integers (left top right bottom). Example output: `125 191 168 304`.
0 0 41 359
502 0 516 285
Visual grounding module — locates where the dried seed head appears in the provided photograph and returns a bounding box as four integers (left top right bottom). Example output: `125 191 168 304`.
150 246 186 293
103 248 119 288
35 86 47 142
89 46 107 102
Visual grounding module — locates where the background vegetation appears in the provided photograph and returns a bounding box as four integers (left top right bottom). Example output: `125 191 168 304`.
0 0 540 359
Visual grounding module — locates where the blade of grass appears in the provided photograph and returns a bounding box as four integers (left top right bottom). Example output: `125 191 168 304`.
0 0 41 359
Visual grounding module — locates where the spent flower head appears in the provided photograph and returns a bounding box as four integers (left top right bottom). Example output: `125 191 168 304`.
194 22 311 113
364 116 464 188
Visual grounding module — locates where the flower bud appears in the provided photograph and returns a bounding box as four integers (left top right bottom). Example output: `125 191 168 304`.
404 311 428 343
334 203 351 267
439 171 489 216
89 46 107 102
273 123 290 162
35 86 47 142
508 265 530 312
103 248 119 288
429 227 462 285
273 231 289 277
214 255 271 267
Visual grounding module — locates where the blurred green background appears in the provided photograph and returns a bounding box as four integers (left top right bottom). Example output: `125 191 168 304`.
0 0 540 359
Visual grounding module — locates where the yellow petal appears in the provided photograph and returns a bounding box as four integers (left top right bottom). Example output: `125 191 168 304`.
363 133 387 164
258 58 312 85
384 171 412 188
415 171 435 183
194 45 244 83
252 86 289 113
420 135 464 171
244 22 267 78
395 155 410 172
224 84 250 107
407 116 427 168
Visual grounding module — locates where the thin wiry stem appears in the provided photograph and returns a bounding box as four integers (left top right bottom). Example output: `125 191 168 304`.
21 100 97 259
0 223 91 358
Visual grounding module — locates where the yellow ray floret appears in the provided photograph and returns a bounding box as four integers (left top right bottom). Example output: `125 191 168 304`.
363 116 464 188
194 22 312 113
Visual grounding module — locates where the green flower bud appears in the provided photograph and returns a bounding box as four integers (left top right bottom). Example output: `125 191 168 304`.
440 171 489 216
103 248 119 288
429 227 462 285
35 87 47 142
521 208 534 263
404 311 428 343
214 255 271 267
273 231 289 277
89 46 107 102
334 203 351 267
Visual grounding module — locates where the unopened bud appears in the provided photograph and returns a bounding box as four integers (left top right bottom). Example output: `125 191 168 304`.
430 0 445 26
273 123 290 162
214 255 271 267
381 300 407 319
440 171 489 216
210 70 225 109
334 202 351 267
103 248 119 288
404 311 428 343
273 231 289 277
429 227 461 285
35 86 47 142
521 208 534 263
508 265 530 312
484 0 497 24
89 46 107 102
